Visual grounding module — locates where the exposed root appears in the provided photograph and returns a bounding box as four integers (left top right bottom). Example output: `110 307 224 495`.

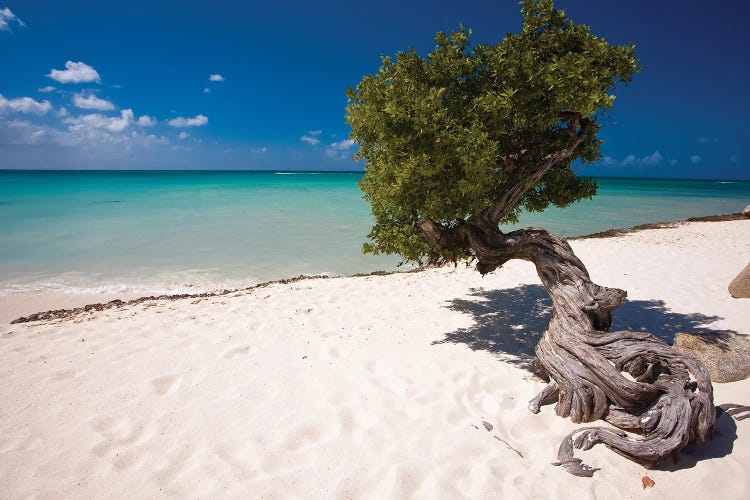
718 403 750 421
417 221 721 476
541 327 715 475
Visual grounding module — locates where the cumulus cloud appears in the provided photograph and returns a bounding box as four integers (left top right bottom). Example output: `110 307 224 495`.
203 87 212 94
62 109 167 150
0 94 52 115
690 155 702 165
1 112 169 152
47 61 101 84
601 150 664 167
178 131 189 140
0 7 25 31
0 120 53 145
38 86 56 93
135 115 155 127
167 114 208 127
300 129 322 145
65 109 134 134
72 93 115 111
209 74 225 82
325 139 356 158
639 150 663 166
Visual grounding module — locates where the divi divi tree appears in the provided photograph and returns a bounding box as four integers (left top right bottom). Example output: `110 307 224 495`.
346 0 716 475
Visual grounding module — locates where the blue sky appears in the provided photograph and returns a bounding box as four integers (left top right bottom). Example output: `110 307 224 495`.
1 1 748 179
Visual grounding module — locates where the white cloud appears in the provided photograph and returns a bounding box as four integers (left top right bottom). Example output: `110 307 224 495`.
65 109 134 134
1 113 169 152
329 139 355 151
1 120 52 145
38 86 56 93
203 87 212 94
60 109 167 151
690 155 702 165
639 150 663 166
57 107 70 118
209 74 225 82
325 139 356 158
168 114 208 127
601 151 663 167
72 93 115 111
252 146 268 153
178 131 189 140
301 129 322 145
0 7 25 31
47 61 101 84
139 133 169 146
0 94 52 115
136 115 156 127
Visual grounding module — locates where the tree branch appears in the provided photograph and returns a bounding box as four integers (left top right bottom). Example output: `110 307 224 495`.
480 113 590 227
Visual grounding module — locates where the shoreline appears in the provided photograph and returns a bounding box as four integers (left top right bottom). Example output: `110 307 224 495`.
1 216 748 498
5 211 748 325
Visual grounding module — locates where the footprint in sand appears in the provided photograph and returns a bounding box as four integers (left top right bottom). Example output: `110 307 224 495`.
282 421 327 452
223 345 255 359
91 415 148 458
152 374 181 396
51 369 79 381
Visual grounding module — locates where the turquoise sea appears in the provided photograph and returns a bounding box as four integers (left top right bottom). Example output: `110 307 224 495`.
1 171 748 294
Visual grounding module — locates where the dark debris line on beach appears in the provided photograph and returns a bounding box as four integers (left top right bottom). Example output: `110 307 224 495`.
9 270 421 324
10 212 749 325
571 212 746 240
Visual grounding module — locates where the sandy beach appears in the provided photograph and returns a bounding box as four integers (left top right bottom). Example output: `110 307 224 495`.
1 218 749 499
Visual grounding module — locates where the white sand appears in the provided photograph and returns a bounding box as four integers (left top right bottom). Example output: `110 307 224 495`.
1 219 749 499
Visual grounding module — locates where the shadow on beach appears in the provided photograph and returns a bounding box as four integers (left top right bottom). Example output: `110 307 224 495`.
434 284 739 371
655 409 738 472
435 284 743 470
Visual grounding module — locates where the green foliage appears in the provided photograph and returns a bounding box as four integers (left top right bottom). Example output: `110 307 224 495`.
347 0 639 262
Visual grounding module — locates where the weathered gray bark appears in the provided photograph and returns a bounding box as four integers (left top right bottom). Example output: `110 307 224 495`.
418 219 716 476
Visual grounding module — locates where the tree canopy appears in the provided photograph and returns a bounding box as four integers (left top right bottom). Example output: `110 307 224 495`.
347 0 639 263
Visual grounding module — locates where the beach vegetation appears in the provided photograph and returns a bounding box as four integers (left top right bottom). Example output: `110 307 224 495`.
348 0 637 263
347 0 727 477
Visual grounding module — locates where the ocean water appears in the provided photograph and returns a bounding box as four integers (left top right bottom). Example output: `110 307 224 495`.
1 171 748 294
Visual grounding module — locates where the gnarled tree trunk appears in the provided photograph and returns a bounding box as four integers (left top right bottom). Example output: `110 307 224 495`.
419 219 716 476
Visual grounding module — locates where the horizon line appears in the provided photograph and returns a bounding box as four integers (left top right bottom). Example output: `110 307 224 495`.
0 169 748 183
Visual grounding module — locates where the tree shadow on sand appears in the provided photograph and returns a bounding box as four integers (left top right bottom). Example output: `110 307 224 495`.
434 284 739 372
434 284 745 469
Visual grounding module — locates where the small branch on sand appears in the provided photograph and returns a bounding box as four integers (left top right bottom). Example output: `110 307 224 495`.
494 435 525 458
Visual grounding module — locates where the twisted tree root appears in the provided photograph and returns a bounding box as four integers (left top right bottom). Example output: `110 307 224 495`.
418 220 720 475
546 332 715 476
